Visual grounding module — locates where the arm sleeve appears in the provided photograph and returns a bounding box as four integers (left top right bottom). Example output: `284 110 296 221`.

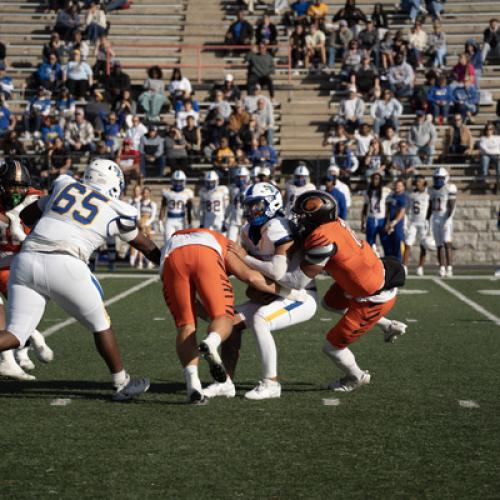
244 253 288 281
112 216 139 242
278 267 313 290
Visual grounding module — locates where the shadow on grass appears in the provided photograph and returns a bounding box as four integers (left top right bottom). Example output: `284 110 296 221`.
0 379 187 404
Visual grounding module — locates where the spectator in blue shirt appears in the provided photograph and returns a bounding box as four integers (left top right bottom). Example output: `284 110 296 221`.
323 172 348 220
0 97 15 137
250 134 278 169
101 111 122 152
381 178 407 261
0 63 14 100
224 10 253 53
24 86 52 133
427 75 452 123
37 53 64 93
453 77 479 123
41 115 63 145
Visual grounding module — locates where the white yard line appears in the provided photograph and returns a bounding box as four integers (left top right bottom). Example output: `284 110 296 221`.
95 273 158 279
41 277 158 338
432 278 500 327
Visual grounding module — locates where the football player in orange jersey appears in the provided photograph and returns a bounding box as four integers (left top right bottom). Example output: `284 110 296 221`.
0 159 54 381
276 191 407 392
161 227 306 404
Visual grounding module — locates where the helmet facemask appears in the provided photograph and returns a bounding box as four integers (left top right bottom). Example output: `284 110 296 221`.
243 197 269 226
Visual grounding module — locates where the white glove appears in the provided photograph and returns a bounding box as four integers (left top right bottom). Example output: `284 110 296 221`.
6 211 27 243
278 286 309 302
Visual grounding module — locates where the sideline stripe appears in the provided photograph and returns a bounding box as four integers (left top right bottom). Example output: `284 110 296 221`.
432 278 500 327
41 277 158 338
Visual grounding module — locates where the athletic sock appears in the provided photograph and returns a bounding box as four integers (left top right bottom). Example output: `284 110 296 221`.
204 331 221 350
112 369 129 388
0 349 18 365
29 329 45 349
323 341 364 380
184 364 202 395
251 313 278 380
377 317 391 331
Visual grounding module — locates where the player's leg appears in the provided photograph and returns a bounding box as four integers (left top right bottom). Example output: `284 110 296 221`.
203 305 257 399
45 254 149 400
195 251 235 384
243 292 318 400
443 220 453 276
417 225 427 275
162 249 205 404
325 295 397 392
404 223 417 273
433 216 446 276
0 267 35 377
365 217 377 248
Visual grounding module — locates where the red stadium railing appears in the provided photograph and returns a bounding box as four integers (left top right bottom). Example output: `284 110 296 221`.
105 44 293 83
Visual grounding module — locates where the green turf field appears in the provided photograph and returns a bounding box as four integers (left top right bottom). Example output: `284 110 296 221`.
1 274 499 499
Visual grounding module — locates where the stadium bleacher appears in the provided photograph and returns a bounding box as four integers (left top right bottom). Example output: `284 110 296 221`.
0 0 498 227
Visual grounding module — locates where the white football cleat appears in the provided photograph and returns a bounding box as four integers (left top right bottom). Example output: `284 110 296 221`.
416 266 424 276
244 379 281 400
446 266 453 277
382 320 408 343
198 340 227 383
495 269 500 277
30 331 54 363
439 266 446 277
113 377 150 401
203 379 236 399
328 371 371 392
0 360 36 381
15 348 35 371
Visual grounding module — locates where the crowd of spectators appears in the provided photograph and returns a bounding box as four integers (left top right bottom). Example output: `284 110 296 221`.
0 0 499 192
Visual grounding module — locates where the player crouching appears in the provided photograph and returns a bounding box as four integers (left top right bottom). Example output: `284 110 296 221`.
0 159 158 400
281 191 406 392
160 227 306 404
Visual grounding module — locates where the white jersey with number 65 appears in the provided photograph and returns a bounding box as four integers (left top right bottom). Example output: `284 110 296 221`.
22 175 139 262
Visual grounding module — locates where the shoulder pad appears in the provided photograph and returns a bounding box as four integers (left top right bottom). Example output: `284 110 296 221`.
110 198 138 219
265 217 294 246
304 243 337 264
448 184 457 195
304 226 333 250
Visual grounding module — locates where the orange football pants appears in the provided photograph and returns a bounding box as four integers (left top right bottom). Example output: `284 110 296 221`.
162 245 234 328
324 283 397 349
0 267 10 297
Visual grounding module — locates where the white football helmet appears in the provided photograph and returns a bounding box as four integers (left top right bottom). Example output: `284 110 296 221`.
83 158 124 199
433 167 449 189
327 165 340 177
204 170 219 190
171 170 186 192
243 182 283 226
234 166 250 188
294 164 310 187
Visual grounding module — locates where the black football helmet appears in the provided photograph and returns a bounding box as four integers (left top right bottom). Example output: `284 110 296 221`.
292 190 338 236
0 159 31 209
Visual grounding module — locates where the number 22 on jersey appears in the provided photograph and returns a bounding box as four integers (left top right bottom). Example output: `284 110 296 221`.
51 182 109 225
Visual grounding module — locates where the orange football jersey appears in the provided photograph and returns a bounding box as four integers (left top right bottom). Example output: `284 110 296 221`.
304 220 384 298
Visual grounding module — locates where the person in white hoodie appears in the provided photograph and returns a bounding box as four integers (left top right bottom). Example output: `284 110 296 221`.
370 89 403 136
478 123 500 179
